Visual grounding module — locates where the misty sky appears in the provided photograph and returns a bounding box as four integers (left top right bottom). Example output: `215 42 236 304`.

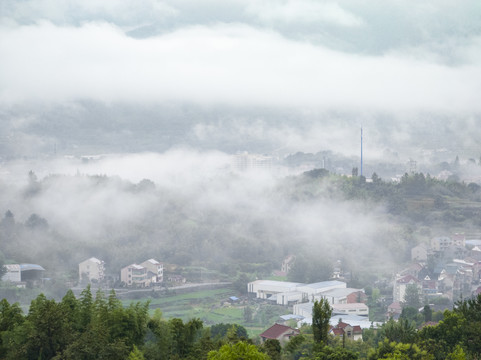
1 0 481 160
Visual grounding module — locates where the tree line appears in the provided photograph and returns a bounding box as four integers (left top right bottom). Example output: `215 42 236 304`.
1 288 481 359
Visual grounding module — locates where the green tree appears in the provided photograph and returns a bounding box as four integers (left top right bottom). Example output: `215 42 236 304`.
371 172 381 184
312 298 332 344
243 306 253 323
381 318 416 344
233 273 251 294
403 284 421 309
423 305 432 323
207 341 269 360
23 294 71 359
128 345 145 360
0 299 24 357
210 323 248 340
367 340 429 360
313 345 359 360
262 338 281 360
284 334 305 355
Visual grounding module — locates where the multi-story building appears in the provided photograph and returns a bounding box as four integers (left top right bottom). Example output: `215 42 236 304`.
232 152 275 172
431 236 453 252
120 264 148 287
393 274 422 302
79 257 105 283
140 258 163 284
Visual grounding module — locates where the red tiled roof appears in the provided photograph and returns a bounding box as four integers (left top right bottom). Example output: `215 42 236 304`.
352 325 362 333
330 323 362 336
388 301 402 310
331 328 344 336
260 324 298 339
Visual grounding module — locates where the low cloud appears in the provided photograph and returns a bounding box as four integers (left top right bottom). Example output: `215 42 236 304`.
1 21 480 113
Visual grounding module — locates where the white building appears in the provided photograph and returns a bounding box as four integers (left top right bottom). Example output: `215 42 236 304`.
393 274 422 302
248 280 347 305
315 287 365 305
331 303 369 316
2 264 21 282
140 259 163 284
2 264 45 284
411 244 428 262
431 236 453 251
248 280 302 300
232 152 275 172
120 264 148 287
79 257 105 282
296 281 347 300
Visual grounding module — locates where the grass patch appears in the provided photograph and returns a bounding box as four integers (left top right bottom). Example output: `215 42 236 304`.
123 286 292 338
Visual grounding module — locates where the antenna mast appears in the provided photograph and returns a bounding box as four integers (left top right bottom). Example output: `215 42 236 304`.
360 126 363 177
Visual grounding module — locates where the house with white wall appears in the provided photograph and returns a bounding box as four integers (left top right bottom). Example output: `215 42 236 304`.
79 257 105 283
140 258 163 284
121 264 149 287
393 274 422 302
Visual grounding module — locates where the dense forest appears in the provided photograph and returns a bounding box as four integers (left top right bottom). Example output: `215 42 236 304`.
0 287 480 359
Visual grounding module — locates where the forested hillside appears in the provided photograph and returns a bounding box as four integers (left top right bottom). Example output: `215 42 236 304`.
2 169 481 287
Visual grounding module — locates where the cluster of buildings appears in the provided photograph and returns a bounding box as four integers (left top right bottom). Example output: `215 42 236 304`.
389 234 481 317
402 235 480 299
254 279 369 345
79 257 164 287
248 279 372 330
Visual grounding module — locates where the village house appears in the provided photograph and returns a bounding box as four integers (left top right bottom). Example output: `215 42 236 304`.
259 324 300 345
140 258 163 284
78 257 105 283
411 245 428 262
393 274 422 303
386 301 403 320
330 322 363 341
120 264 149 287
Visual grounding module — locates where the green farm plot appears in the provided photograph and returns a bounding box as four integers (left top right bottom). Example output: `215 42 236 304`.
123 287 291 337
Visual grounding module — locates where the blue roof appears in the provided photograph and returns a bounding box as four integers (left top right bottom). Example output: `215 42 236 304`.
229 296 239 301
20 264 45 271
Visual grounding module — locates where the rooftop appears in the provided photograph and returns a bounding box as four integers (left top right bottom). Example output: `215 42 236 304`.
146 258 161 265
250 280 304 287
259 324 299 339
20 264 45 271
332 303 369 311
319 288 363 298
299 280 346 289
